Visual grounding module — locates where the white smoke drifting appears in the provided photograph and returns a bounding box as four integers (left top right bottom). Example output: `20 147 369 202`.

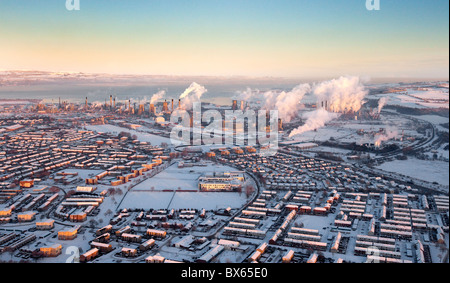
377 97 389 114
236 83 311 122
289 109 340 137
374 127 398 147
262 84 311 122
150 90 166 105
289 76 368 137
180 82 207 109
314 76 368 113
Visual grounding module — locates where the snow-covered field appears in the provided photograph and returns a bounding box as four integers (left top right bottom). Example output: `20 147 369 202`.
293 215 333 231
85 124 172 145
119 191 249 210
408 89 449 100
119 162 251 210
376 158 449 186
375 88 449 109
132 162 238 191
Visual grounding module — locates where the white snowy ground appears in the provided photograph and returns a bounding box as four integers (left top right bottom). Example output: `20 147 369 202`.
85 124 172 145
54 168 104 181
374 87 449 109
118 162 251 210
376 158 449 186
131 162 239 191
119 190 250 211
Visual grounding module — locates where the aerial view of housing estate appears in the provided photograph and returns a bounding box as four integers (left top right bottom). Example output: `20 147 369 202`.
0 0 448 273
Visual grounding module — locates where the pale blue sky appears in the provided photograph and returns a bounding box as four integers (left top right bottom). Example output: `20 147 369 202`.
0 0 448 79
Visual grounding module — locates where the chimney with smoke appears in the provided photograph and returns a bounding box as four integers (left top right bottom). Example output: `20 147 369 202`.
232 100 238 111
179 82 207 110
150 103 155 115
278 118 283 131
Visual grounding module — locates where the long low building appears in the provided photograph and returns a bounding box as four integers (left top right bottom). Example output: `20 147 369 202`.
196 245 225 263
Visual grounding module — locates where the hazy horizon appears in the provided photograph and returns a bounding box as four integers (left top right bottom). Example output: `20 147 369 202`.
1 0 448 79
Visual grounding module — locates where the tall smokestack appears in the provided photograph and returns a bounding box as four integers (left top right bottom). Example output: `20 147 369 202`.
113 97 116 110
171 99 174 112
150 103 155 115
232 100 237 111
110 95 113 111
240 101 245 111
163 100 169 112
178 99 181 109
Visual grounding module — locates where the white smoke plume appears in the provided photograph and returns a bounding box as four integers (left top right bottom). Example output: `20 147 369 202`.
236 87 259 101
90 101 105 108
374 127 398 147
377 97 389 114
179 82 207 109
262 83 311 123
235 83 311 122
288 76 368 137
150 90 166 105
314 76 368 113
289 109 340 137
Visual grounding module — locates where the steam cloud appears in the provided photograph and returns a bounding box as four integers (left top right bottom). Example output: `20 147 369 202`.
262 84 311 122
315 76 368 113
289 109 340 137
374 127 398 147
149 90 166 105
180 82 207 109
377 97 389 114
289 76 368 137
236 83 311 122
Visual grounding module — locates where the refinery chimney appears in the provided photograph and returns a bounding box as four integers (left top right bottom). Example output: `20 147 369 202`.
232 100 238 111
150 103 155 115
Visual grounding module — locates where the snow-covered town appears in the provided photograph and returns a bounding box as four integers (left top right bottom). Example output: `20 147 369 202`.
0 78 448 264
0 0 449 269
